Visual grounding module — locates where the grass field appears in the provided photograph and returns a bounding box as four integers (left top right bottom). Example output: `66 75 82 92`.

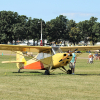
0 53 100 100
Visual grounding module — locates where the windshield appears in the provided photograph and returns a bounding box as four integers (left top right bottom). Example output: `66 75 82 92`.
52 47 62 54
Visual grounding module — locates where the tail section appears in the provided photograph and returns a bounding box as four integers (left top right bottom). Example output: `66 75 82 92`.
16 51 27 69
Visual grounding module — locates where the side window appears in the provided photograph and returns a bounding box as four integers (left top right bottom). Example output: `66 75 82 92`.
36 53 44 60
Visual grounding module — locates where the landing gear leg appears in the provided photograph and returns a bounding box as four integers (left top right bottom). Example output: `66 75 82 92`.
62 66 67 72
18 69 21 73
62 66 72 74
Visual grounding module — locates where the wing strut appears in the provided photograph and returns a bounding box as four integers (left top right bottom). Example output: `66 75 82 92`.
62 66 67 72
59 66 72 74
59 66 67 73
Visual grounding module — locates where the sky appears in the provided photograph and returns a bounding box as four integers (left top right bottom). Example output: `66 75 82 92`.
1 0 100 23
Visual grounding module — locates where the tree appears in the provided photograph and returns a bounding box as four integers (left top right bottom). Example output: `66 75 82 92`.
17 15 28 41
45 15 68 45
77 20 89 45
0 11 20 44
68 27 81 45
91 22 100 44
1 10 100 46
67 20 82 45
0 11 14 43
88 17 98 45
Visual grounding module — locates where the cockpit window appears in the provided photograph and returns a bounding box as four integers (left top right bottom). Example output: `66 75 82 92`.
52 47 62 54
36 49 52 60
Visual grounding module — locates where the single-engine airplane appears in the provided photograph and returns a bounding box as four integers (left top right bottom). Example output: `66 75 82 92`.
0 44 100 75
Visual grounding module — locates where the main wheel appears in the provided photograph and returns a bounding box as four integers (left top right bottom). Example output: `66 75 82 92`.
45 70 50 75
67 69 72 74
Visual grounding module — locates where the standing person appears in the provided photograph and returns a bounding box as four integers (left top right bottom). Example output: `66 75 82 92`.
87 53 93 64
94 52 98 60
69 52 76 74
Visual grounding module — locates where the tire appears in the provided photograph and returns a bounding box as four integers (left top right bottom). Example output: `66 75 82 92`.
45 70 50 75
67 69 72 74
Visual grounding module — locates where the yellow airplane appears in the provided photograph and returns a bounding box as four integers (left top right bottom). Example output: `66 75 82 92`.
0 44 100 75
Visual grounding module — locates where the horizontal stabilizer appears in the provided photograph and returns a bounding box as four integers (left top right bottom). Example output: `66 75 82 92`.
2 61 25 63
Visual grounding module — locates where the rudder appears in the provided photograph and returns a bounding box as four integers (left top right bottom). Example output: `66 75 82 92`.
16 51 27 69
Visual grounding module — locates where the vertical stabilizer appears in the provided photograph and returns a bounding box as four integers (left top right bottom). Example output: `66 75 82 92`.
16 51 27 69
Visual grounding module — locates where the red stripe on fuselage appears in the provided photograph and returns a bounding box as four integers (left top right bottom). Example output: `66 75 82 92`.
24 61 44 70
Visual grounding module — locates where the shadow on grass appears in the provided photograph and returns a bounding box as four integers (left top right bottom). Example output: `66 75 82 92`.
13 72 24 73
13 71 42 73
72 73 100 76
13 71 43 74
11 71 58 76
12 71 52 76
56 72 100 76
11 71 100 76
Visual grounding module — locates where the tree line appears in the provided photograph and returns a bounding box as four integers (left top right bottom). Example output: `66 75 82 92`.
0 10 100 45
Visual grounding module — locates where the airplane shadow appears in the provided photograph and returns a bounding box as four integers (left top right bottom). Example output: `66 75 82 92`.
13 72 23 73
12 72 100 76
12 71 58 76
58 73 100 76
75 74 100 76
12 71 47 76
13 71 42 73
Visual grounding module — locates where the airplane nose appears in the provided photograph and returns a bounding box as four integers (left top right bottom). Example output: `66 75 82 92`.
70 53 72 56
59 53 72 62
66 61 68 63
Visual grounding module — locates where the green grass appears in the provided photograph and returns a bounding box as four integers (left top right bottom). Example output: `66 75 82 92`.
0 54 100 100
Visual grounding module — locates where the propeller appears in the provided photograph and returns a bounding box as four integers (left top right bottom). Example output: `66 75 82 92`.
59 48 78 62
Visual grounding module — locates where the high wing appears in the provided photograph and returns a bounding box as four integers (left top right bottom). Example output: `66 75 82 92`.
0 44 51 53
60 46 100 52
1 45 100 52
2 61 25 63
